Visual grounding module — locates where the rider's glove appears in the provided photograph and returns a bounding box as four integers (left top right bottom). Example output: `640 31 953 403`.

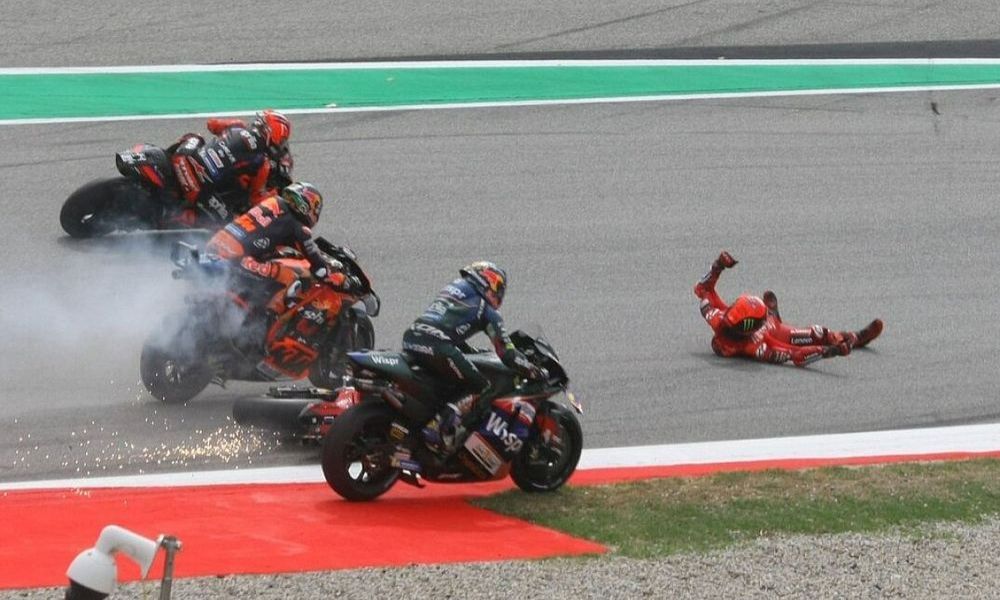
311 258 344 280
342 275 362 291
713 251 738 271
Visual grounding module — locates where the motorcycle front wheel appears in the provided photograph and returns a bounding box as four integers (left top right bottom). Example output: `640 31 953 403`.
309 311 375 388
139 314 213 404
510 403 583 493
321 402 400 501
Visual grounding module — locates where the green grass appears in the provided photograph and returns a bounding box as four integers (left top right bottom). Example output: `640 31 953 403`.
474 459 1000 558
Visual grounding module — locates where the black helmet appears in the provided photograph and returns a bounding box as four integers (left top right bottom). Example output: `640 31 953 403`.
460 261 507 308
281 182 323 227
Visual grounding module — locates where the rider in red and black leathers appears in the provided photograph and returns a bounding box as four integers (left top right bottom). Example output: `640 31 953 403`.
170 110 293 226
695 251 883 367
402 262 544 456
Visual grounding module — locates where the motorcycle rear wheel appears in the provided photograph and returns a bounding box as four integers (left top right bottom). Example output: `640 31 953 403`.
510 404 583 493
60 177 130 238
321 403 400 501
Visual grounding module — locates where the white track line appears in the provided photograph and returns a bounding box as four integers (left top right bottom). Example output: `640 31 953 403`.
3 58 1000 75
3 423 998 492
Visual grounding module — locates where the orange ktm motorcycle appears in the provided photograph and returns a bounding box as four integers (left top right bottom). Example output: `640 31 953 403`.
139 238 378 404
59 142 291 238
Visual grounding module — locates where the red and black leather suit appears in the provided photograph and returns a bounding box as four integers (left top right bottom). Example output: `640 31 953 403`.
694 252 882 367
170 118 287 225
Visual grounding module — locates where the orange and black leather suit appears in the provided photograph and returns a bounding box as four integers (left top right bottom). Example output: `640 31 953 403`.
206 195 345 313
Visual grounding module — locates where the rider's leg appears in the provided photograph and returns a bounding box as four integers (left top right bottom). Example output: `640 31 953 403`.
762 290 781 322
853 319 884 348
404 333 490 456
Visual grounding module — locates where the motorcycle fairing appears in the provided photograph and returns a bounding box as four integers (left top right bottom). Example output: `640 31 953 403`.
347 351 415 381
116 143 172 189
450 394 538 480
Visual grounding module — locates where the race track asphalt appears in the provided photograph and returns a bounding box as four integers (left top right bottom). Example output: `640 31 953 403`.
1 1 999 482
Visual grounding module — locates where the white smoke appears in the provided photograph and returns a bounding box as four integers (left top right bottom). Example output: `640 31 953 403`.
0 231 211 391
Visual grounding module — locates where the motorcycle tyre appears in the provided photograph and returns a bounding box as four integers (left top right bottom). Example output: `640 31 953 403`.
510 404 583 493
232 396 314 433
60 177 129 238
308 312 375 389
139 338 213 404
321 403 400 501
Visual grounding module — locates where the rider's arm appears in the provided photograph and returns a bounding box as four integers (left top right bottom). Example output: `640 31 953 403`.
694 251 737 306
245 160 273 206
206 118 246 135
292 229 355 291
293 228 329 272
695 251 737 330
483 307 538 378
220 127 273 205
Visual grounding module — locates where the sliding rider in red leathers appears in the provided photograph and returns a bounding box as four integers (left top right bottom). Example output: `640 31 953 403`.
694 251 883 367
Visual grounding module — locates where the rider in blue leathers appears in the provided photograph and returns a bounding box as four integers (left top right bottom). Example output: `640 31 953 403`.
401 262 543 456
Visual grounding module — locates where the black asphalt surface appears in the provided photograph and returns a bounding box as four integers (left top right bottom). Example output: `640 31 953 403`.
2 2 999 482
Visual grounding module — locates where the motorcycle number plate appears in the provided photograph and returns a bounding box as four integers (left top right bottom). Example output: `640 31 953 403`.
464 432 503 476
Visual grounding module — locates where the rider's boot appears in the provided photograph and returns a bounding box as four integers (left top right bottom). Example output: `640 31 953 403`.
762 290 781 322
422 402 464 457
423 395 478 457
854 319 884 348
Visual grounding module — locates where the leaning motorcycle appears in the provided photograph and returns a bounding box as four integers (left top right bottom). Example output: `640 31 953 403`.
139 237 379 404
59 142 291 238
320 330 583 501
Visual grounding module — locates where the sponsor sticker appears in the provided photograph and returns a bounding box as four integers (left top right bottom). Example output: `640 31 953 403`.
464 432 503 475
370 353 400 367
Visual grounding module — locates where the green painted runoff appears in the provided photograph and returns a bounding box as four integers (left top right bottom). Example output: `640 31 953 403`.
4 63 1000 120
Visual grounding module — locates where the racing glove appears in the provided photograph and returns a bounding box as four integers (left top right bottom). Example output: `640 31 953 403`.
322 272 362 293
713 251 738 271
311 258 345 280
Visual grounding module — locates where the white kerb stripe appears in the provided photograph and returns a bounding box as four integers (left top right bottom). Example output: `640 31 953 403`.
2 423 999 491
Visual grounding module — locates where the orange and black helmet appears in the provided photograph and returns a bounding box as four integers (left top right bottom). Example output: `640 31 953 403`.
460 261 507 309
723 294 767 336
281 181 323 227
253 109 291 155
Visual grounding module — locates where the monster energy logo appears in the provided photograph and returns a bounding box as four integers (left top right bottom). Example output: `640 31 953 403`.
742 318 758 331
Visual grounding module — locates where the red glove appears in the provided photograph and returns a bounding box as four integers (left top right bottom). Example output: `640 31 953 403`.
714 251 738 271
